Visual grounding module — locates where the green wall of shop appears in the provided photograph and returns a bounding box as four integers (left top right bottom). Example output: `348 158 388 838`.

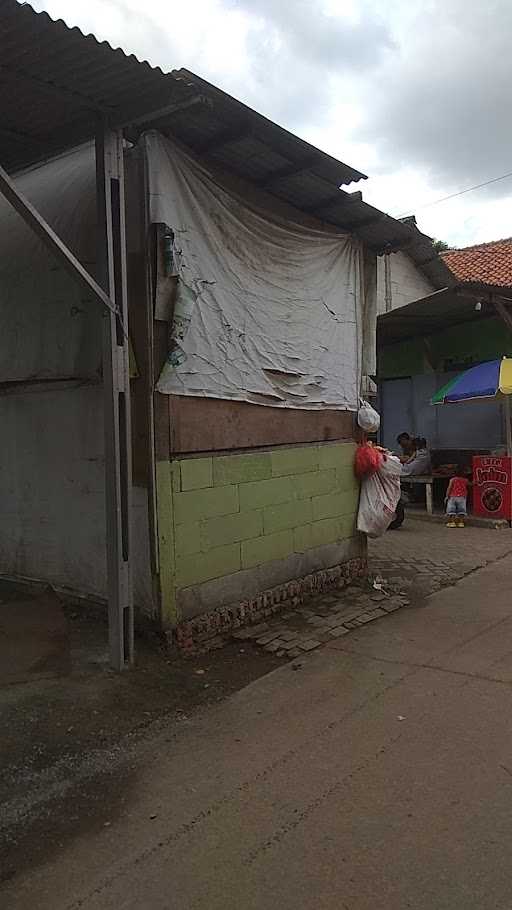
380 317 512 380
156 442 360 626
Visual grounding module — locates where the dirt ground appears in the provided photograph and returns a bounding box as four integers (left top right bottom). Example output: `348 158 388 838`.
0 583 280 882
4 529 512 909
2 518 512 884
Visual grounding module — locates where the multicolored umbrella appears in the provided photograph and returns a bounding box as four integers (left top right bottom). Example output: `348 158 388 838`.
431 357 512 404
431 357 512 454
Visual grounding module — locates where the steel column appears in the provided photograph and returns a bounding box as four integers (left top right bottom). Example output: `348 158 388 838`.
96 126 134 669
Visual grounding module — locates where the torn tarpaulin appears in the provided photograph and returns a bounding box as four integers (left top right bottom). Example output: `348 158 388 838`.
166 279 197 368
145 132 374 410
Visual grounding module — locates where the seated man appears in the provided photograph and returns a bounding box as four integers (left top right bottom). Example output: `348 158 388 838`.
396 432 415 464
401 437 431 476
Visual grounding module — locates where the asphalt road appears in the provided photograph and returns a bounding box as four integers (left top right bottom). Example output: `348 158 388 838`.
4 555 512 909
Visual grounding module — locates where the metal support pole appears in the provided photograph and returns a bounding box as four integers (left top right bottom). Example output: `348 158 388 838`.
96 126 134 669
384 252 392 313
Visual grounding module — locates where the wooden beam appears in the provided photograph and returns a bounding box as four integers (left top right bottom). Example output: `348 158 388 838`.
302 190 362 214
123 95 208 139
494 299 512 334
0 124 47 151
193 122 252 156
342 214 387 231
256 155 321 188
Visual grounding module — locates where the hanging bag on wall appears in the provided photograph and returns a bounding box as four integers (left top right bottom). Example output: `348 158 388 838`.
357 399 381 434
357 454 402 537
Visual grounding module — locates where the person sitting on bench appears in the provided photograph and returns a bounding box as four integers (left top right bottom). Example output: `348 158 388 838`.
401 437 431 477
396 432 415 464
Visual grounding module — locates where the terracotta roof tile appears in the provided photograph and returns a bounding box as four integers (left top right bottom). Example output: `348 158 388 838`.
441 237 512 288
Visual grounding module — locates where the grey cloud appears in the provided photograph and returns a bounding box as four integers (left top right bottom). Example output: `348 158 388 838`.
229 0 393 130
38 0 512 222
356 0 512 198
233 0 393 69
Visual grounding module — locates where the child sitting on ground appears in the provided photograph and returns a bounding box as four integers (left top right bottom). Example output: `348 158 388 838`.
446 467 470 528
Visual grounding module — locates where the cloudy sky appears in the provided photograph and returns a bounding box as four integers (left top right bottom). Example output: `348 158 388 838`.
30 0 512 247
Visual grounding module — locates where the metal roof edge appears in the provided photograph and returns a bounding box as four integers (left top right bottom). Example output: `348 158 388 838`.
15 0 169 75
172 69 367 186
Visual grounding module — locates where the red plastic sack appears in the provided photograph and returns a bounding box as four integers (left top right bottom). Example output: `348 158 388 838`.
354 443 383 479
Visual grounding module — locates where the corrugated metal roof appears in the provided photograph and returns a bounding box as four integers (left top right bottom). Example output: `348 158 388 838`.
378 288 493 346
0 1 364 185
0 0 453 269
1 0 195 169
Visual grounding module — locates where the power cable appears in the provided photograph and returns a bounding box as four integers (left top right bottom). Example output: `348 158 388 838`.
397 169 512 218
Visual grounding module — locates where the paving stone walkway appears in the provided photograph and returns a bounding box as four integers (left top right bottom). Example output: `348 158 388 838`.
370 516 512 600
232 583 407 658
232 518 512 660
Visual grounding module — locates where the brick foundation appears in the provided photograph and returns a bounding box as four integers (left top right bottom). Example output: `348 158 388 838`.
172 556 367 655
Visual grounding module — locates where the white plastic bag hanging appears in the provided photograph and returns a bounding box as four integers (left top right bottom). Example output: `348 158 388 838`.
357 454 401 538
357 400 380 434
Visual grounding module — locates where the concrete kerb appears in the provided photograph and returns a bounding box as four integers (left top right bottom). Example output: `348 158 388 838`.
405 508 509 530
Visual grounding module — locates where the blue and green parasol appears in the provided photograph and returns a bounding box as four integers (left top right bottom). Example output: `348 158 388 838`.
431 357 512 454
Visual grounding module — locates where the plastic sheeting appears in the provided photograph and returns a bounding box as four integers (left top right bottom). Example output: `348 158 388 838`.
0 144 101 382
146 133 373 411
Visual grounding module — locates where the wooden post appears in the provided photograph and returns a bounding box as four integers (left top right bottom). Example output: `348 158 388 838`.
506 395 512 457
96 125 134 670
425 481 433 515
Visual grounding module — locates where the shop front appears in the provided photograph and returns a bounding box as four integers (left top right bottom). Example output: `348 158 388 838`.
377 287 512 519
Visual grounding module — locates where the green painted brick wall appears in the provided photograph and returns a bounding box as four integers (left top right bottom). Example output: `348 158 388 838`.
291 468 337 500
213 452 272 486
180 457 213 491
241 529 294 569
157 441 361 623
239 475 295 511
201 510 263 550
176 542 241 589
174 484 239 525
263 499 313 534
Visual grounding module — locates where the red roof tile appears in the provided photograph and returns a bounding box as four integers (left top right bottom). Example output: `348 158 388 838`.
441 237 512 288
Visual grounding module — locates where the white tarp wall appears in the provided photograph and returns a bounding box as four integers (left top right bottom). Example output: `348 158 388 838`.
0 146 153 613
146 133 375 410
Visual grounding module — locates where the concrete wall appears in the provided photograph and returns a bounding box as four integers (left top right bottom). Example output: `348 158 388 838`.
0 145 156 620
156 441 363 627
379 373 506 452
0 384 154 617
377 252 434 315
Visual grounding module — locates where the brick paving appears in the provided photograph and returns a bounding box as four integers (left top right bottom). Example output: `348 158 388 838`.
232 518 512 660
370 516 512 600
232 577 407 658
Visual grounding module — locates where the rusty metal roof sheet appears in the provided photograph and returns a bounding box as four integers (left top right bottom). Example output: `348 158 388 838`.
0 0 452 269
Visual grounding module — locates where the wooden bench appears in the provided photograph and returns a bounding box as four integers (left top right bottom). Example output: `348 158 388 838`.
401 475 434 515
